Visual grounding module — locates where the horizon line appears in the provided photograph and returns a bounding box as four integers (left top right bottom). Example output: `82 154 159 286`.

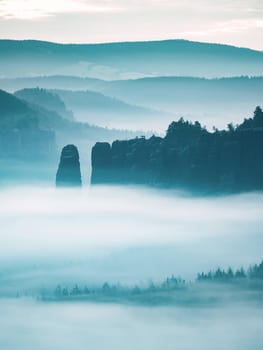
0 37 262 53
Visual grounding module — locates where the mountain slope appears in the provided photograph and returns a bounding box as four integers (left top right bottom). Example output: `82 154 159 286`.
90 76 263 129
0 89 57 159
0 89 144 161
0 88 52 131
51 89 169 130
14 88 74 120
1 39 263 79
3 75 263 130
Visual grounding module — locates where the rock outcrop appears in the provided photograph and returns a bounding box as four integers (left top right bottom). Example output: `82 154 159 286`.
56 144 82 187
91 107 263 192
91 142 112 184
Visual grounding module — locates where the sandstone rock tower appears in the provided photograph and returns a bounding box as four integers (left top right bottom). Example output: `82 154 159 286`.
56 144 82 187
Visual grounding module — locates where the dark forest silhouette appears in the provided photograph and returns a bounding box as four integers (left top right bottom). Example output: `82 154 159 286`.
35 261 263 306
91 107 263 192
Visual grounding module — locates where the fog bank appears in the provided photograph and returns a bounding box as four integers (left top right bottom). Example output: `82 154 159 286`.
0 186 262 294
0 299 263 350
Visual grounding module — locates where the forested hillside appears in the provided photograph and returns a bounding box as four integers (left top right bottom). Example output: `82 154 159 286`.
91 107 263 192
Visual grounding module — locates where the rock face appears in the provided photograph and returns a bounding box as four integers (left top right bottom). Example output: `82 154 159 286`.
91 142 112 184
56 145 82 187
91 107 263 192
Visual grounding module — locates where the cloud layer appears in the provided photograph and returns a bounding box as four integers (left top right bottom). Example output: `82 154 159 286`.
0 0 263 49
0 186 262 291
0 0 119 19
1 299 263 350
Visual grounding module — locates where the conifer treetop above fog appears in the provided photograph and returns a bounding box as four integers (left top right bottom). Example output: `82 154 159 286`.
91 107 263 192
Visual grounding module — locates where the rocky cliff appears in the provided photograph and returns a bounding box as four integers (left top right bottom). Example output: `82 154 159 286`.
56 145 82 187
91 107 263 192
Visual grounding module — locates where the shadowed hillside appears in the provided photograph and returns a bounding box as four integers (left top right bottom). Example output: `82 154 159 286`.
0 89 57 159
2 75 263 130
14 88 74 121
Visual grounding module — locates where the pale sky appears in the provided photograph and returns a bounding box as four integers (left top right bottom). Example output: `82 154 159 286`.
0 0 263 50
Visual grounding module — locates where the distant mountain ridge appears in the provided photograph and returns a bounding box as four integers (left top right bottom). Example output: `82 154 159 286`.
2 75 263 130
0 89 144 161
0 76 103 93
1 39 263 79
11 87 168 130
90 76 263 128
50 89 169 130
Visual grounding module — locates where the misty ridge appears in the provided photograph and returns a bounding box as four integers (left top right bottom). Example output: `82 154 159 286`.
1 39 263 79
1 76 263 130
15 87 164 131
2 39 263 134
23 261 263 307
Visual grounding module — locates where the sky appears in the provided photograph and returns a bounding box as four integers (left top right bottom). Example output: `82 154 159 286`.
0 0 263 50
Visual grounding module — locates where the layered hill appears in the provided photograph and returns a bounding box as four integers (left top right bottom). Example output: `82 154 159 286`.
89 76 263 129
14 88 74 121
3 75 263 130
0 89 141 161
11 87 166 130
1 39 263 79
0 89 56 159
0 76 103 93
51 89 168 130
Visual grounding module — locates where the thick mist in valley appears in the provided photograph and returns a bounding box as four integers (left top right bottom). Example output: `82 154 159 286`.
1 299 263 350
1 186 262 292
0 185 263 349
